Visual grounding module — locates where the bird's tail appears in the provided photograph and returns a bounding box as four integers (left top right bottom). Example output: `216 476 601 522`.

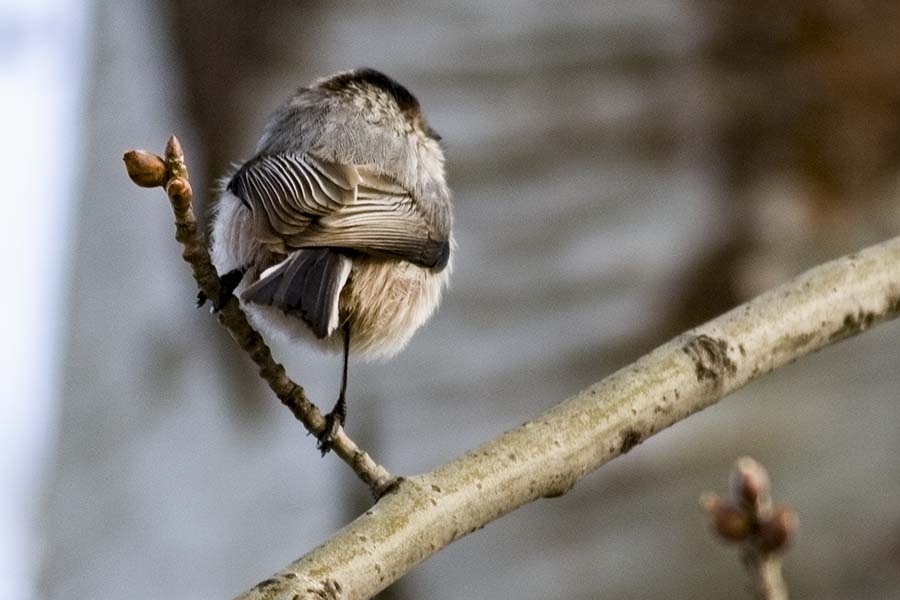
242 249 351 339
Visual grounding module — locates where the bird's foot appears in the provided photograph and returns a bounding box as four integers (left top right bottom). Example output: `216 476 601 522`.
197 268 245 311
316 410 344 456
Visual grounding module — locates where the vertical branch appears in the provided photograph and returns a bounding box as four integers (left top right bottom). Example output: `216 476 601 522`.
123 136 396 497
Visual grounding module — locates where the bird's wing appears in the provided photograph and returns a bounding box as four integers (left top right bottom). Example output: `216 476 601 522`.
226 153 359 243
227 153 450 270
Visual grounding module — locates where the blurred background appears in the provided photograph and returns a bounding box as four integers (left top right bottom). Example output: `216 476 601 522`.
3 0 900 598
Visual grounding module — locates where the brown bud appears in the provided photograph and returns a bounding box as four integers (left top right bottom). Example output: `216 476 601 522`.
758 505 798 553
731 456 771 514
166 177 192 210
123 150 166 188
164 135 189 180
165 135 183 162
701 493 752 542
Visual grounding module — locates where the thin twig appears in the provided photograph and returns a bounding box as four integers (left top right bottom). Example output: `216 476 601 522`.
743 555 788 600
230 234 900 599
702 457 797 600
123 136 396 497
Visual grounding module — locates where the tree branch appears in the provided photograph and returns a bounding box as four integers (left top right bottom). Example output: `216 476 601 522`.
122 136 396 497
232 233 900 599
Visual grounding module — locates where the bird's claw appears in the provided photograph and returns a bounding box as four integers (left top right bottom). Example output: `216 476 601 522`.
316 411 343 456
196 289 232 312
197 268 245 312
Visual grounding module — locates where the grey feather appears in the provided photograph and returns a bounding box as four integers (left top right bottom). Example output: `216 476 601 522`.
241 249 351 338
227 152 451 270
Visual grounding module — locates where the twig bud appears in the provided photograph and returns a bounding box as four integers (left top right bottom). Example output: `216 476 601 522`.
758 505 798 553
165 134 183 161
701 492 752 542
123 150 166 187
731 456 772 514
164 134 189 180
702 456 796 598
166 177 193 211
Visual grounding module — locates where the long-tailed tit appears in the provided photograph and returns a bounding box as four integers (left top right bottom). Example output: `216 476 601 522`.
209 68 453 451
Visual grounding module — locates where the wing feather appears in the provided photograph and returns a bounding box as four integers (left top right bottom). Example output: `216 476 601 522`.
227 153 451 269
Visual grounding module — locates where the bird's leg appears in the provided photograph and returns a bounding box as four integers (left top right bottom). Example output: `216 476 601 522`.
197 267 245 310
317 321 350 455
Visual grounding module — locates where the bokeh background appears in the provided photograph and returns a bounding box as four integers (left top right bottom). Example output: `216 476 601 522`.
4 1 900 598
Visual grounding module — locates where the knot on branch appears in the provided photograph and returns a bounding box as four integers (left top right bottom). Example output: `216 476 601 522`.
251 573 341 600
682 334 736 386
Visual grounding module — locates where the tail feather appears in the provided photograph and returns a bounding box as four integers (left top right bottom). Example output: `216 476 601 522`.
242 249 351 338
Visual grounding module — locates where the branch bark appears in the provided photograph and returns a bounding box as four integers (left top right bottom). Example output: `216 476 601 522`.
234 234 900 599
123 136 396 496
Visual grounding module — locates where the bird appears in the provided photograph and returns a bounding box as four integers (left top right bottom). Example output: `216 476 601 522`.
208 68 453 452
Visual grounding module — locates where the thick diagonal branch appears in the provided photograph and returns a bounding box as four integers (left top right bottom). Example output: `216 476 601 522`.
234 235 900 600
123 136 395 496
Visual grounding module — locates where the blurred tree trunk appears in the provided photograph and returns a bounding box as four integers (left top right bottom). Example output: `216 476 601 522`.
164 0 325 207
671 0 900 331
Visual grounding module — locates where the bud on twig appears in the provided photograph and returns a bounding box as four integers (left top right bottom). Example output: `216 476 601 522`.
701 492 752 542
122 150 166 187
701 457 797 599
758 506 799 553
731 456 772 515
164 134 189 180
